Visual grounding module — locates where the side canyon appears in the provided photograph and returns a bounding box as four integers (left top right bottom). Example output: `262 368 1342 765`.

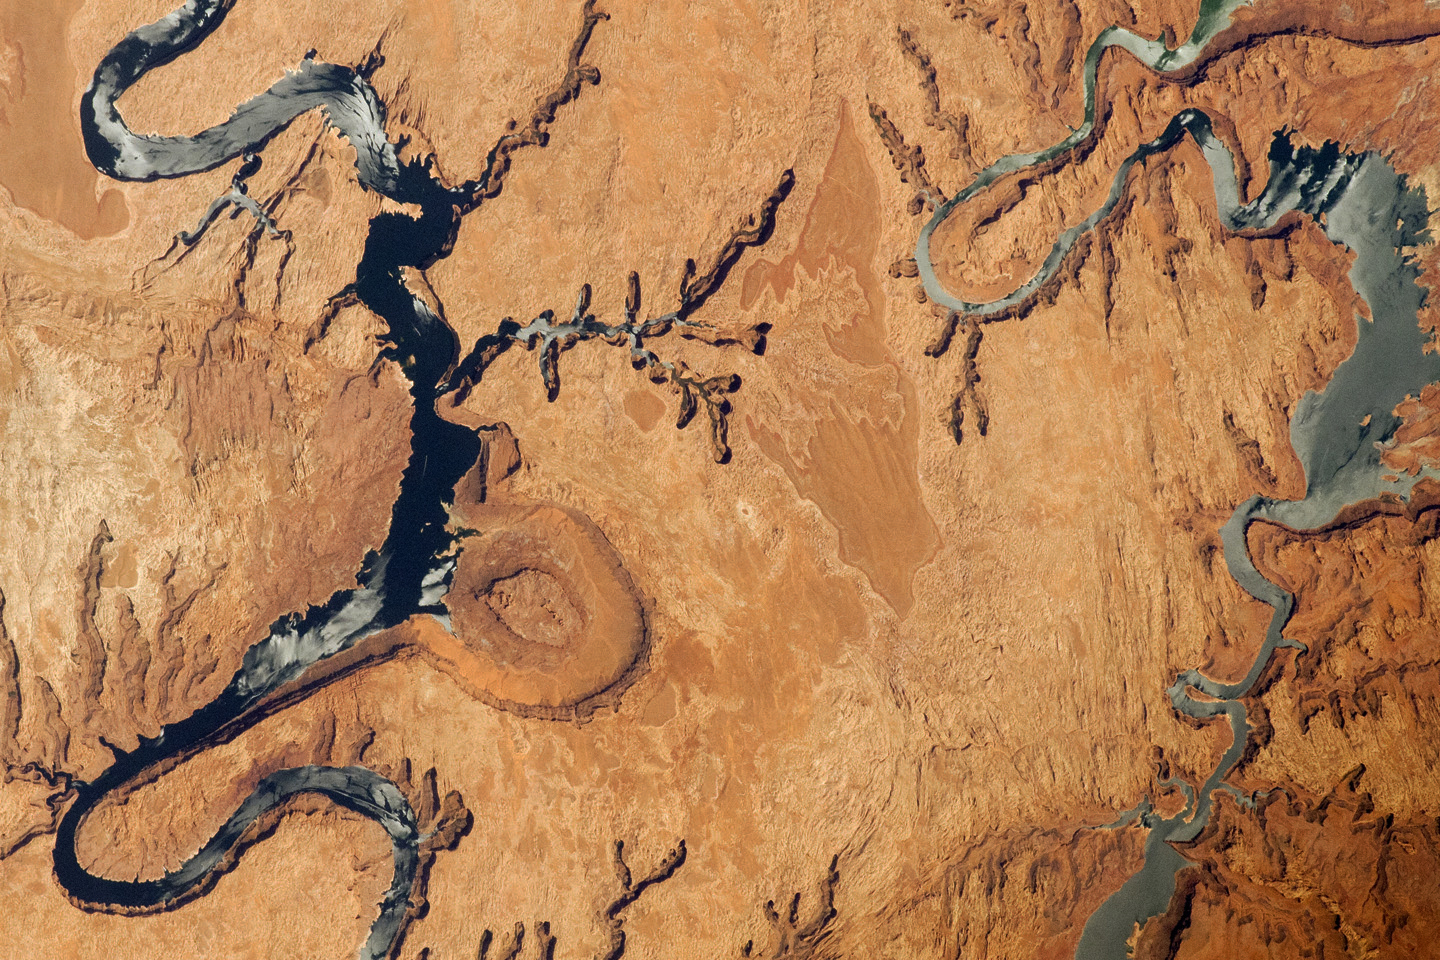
1 0 1438 958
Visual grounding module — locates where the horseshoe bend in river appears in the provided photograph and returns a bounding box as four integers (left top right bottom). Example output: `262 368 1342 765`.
53 0 1440 957
62 1 606 957
64 1 495 956
62 0 802 954
916 0 1440 956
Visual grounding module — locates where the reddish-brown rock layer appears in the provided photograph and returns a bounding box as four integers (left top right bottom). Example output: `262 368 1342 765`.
2 0 1440 957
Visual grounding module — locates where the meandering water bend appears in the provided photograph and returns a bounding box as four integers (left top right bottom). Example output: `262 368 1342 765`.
63 1 1440 957
911 2 1440 956
63 2 495 957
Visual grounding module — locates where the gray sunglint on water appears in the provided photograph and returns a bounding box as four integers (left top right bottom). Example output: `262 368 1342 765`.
912 1 1440 956
64 0 1440 957
63 2 487 957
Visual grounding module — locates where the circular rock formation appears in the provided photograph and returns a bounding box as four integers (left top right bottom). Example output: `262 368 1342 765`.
438 500 649 719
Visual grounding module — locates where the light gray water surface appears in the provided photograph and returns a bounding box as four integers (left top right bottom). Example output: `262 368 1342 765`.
910 4 1440 957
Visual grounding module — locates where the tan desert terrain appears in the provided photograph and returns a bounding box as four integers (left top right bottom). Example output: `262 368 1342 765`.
1 0 1439 957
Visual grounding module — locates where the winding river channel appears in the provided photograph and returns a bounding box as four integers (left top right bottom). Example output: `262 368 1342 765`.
61 0 1440 957
62 1 528 957
914 1 1440 957
64 0 788 955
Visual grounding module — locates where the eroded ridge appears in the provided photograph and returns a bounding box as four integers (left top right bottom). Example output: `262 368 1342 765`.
408 838 684 960
597 838 688 960
57 0 790 957
740 855 840 959
878 3 1440 956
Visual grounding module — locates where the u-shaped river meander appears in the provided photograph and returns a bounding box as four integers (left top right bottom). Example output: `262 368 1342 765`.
55 0 1440 957
916 1 1440 956
65 1 491 957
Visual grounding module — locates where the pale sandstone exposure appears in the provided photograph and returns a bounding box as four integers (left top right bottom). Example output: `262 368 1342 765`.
0 0 1439 957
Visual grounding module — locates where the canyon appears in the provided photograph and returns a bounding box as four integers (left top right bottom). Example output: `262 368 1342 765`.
1 0 1439 957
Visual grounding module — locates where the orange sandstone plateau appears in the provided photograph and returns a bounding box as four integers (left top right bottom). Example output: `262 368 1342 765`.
1 0 1439 958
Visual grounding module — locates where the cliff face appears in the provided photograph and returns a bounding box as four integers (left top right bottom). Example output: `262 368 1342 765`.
2 0 1440 957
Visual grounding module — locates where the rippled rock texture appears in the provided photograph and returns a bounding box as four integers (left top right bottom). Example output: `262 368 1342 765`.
2 0 1440 957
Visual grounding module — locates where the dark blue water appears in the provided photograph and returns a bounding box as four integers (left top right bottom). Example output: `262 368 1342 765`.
61 1 788 955
60 3 495 957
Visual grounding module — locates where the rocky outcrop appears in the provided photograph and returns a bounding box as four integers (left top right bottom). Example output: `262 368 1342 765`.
433 438 651 721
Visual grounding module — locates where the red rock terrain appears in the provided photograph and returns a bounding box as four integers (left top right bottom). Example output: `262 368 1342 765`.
0 0 1439 957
